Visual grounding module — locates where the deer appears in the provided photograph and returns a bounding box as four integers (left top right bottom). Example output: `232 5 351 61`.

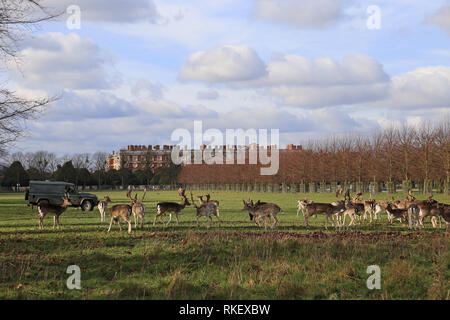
127 188 146 229
301 200 346 230
385 203 408 224
341 200 361 229
437 203 450 232
297 199 312 217
335 187 343 198
407 204 421 230
97 196 112 222
153 188 190 226
107 203 132 233
205 194 220 217
242 200 281 230
242 199 268 225
191 192 221 229
37 193 72 230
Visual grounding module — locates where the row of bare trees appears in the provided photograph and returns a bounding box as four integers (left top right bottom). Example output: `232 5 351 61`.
2 151 108 181
177 121 449 193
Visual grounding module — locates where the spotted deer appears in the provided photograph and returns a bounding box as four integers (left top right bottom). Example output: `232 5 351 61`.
98 196 112 222
107 203 132 233
242 200 281 230
191 192 221 229
301 200 345 230
127 188 146 228
154 188 190 226
37 193 72 230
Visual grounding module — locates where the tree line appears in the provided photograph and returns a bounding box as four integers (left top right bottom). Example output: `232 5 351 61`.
0 151 181 188
177 120 449 194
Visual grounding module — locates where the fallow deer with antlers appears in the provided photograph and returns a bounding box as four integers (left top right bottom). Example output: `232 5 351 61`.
153 188 190 226
191 192 221 229
37 193 72 230
127 188 146 228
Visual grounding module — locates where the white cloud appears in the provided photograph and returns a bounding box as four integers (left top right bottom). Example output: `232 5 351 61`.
197 90 219 100
269 83 388 108
42 0 161 23
252 0 349 28
373 66 450 109
41 90 137 122
260 54 388 86
131 79 165 99
16 33 118 90
179 45 267 82
426 3 450 36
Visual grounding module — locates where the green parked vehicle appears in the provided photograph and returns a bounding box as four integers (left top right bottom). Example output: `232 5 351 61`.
25 180 99 212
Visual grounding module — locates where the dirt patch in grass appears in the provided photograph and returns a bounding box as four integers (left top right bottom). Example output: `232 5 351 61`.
142 230 449 243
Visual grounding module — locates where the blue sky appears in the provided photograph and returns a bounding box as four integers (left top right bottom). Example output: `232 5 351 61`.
7 0 450 155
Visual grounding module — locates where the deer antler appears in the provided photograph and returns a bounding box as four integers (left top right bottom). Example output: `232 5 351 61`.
126 190 135 202
178 188 186 198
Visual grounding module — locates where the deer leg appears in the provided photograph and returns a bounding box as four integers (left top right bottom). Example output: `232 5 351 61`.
175 212 180 225
107 217 114 232
117 220 122 231
53 216 56 229
271 215 278 230
56 215 61 230
166 213 172 226
126 218 131 233
304 213 309 228
206 216 211 229
215 213 221 226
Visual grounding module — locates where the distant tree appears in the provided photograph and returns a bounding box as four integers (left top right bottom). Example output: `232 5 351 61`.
91 151 108 187
1 161 29 186
53 161 77 183
134 168 154 185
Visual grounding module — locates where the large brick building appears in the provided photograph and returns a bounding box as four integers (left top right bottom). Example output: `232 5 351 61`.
107 145 174 171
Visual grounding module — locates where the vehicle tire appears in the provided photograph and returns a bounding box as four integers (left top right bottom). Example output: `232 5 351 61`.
81 200 93 212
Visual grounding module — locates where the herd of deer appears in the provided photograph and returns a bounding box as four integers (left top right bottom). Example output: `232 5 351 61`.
36 187 449 233
298 189 450 231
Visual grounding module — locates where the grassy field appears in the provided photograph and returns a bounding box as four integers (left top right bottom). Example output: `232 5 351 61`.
0 190 449 300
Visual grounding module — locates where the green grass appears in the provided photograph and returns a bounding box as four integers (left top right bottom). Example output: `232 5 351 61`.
0 190 449 300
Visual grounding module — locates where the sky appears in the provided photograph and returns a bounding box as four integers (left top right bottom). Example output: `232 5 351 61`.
7 0 450 156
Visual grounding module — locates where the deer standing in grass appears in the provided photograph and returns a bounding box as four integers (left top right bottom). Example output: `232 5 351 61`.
107 203 132 233
38 193 72 230
242 199 281 230
191 192 221 229
98 196 112 222
154 188 190 226
127 188 146 228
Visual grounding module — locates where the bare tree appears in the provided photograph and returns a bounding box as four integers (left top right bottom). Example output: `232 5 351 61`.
415 122 436 194
398 122 416 182
0 1 60 155
435 119 450 194
91 151 108 188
